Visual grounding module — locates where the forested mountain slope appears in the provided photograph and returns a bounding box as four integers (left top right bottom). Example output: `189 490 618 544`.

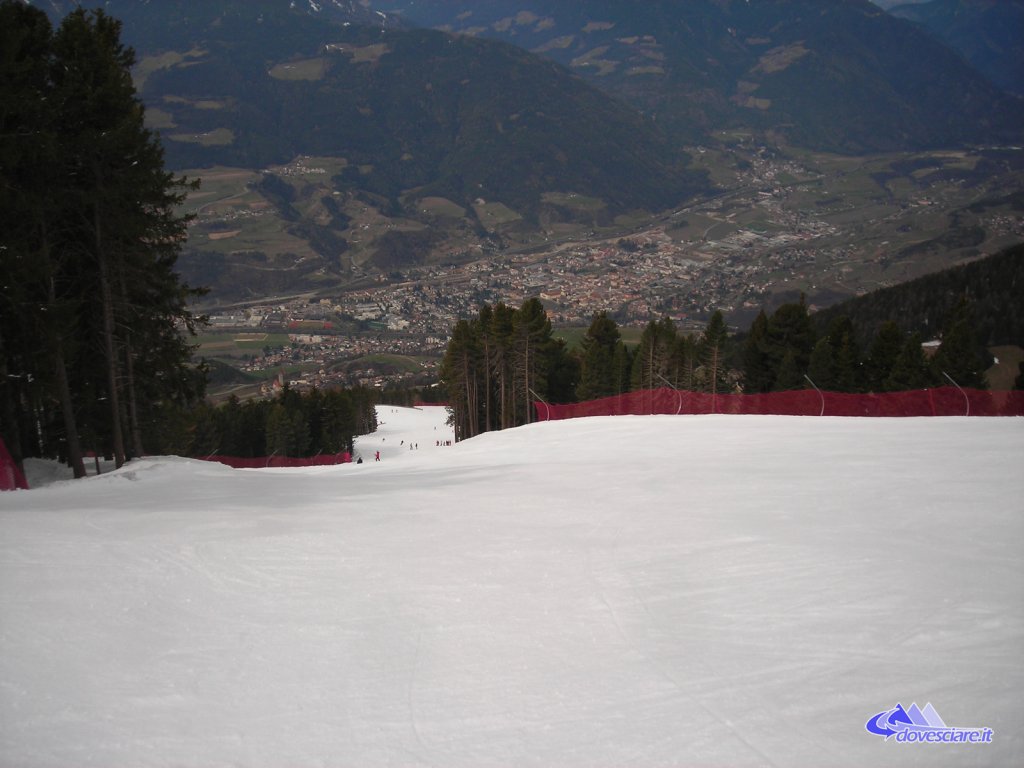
889 0 1024 97
811 243 1024 347
30 0 708 221
372 0 1024 152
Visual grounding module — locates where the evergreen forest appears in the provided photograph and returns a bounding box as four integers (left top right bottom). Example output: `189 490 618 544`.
441 284 1000 440
181 387 379 461
0 3 381 476
0 3 204 477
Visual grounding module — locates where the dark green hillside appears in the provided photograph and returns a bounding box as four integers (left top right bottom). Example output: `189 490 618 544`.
33 1 708 223
811 243 1024 348
889 0 1024 97
140 23 707 220
374 0 1024 153
26 1 713 277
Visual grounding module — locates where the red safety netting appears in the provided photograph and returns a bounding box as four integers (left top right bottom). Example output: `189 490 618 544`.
0 437 29 491
196 452 351 469
536 387 1024 421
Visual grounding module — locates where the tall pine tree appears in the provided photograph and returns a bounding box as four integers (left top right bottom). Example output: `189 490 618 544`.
577 311 625 401
932 297 988 389
0 3 204 474
697 310 730 395
742 309 773 394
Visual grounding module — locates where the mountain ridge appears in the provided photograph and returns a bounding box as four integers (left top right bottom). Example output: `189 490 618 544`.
888 0 1024 97
25 0 713 277
369 0 1024 153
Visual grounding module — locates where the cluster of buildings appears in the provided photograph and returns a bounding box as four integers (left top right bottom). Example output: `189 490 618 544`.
202 148 1022 389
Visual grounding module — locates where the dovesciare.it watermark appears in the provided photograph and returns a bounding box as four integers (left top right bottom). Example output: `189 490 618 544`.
866 702 993 744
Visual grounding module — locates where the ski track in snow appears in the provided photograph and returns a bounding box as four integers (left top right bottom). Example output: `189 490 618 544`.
2 407 1023 767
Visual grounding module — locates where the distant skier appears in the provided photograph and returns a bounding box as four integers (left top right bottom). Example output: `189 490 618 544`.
374 451 380 462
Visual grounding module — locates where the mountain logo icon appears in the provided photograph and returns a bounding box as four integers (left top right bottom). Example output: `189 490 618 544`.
865 703 993 744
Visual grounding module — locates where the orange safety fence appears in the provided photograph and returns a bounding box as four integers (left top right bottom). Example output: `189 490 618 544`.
0 437 30 491
535 387 1024 421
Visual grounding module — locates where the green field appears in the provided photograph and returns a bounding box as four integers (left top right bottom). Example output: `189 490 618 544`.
542 192 607 212
472 201 523 228
416 197 467 218
269 58 330 81
331 354 427 374
133 48 207 90
169 128 235 147
196 332 292 357
555 324 643 350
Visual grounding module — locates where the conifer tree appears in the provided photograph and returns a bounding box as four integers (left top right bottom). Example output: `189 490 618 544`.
774 349 805 391
321 390 356 454
631 318 676 390
577 311 624 401
441 300 572 436
0 3 203 473
806 338 836 391
932 297 988 389
668 333 698 391
266 401 310 458
488 302 516 429
885 332 935 391
0 2 88 475
826 316 862 393
512 298 554 424
440 318 481 440
477 304 496 431
56 9 202 464
545 338 580 405
865 321 904 392
765 297 815 391
613 341 632 395
698 310 730 395
742 309 773 394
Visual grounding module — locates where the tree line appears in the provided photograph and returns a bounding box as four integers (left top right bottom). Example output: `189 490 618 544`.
438 299 740 441
810 243 1024 351
1 3 204 477
439 299 578 441
177 387 379 461
742 295 988 393
441 293 994 440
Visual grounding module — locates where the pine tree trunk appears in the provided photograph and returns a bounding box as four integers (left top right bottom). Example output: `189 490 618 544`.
493 347 508 431
41 228 86 479
54 341 87 478
114 267 145 458
122 327 145 458
523 338 531 425
482 337 492 433
499 366 508 430
94 193 126 468
461 350 476 439
125 346 144 457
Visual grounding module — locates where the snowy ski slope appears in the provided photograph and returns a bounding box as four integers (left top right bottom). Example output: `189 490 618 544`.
1 407 1022 766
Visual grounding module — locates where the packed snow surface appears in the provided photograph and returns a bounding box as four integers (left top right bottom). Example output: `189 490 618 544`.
2 407 1022 767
